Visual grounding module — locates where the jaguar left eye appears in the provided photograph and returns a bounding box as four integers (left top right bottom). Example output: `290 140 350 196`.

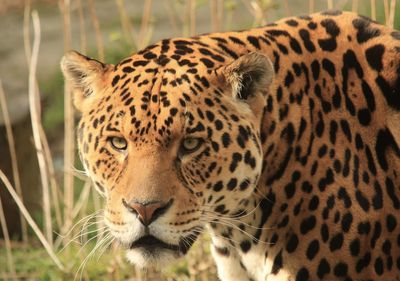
109 136 128 151
180 138 203 154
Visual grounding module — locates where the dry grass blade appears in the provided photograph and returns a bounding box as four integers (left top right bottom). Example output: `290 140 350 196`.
352 0 358 12
370 0 376 20
115 0 135 46
225 0 237 31
87 0 105 60
210 0 219 32
0 194 17 281
77 0 87 53
0 169 64 270
138 0 153 49
327 0 333 9
189 0 196 36
23 0 31 65
0 81 28 244
92 187 104 242
164 0 179 35
60 0 72 49
23 1 41 115
309 0 314 13
241 0 255 24
388 0 396 28
384 0 390 25
24 2 60 232
72 180 92 220
39 125 63 230
28 10 53 246
60 0 75 240
242 0 267 27
283 0 292 16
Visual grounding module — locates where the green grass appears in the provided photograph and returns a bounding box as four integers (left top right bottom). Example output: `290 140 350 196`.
1 234 217 281
1 242 129 280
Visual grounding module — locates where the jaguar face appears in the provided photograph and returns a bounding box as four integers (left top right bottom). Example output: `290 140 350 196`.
61 49 274 268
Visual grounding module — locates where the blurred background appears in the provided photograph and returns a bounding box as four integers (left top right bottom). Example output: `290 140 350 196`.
0 0 398 280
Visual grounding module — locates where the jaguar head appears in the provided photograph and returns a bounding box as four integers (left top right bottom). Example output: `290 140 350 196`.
61 48 274 267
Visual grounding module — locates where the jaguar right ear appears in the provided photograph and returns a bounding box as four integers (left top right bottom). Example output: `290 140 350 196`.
61 51 109 111
221 52 274 101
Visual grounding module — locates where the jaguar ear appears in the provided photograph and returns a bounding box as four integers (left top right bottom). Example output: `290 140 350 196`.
223 52 274 100
61 51 108 112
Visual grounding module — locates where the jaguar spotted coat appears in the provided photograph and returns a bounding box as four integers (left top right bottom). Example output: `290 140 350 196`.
61 10 400 281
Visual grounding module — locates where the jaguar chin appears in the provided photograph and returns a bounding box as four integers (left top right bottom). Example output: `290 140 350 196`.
124 234 198 268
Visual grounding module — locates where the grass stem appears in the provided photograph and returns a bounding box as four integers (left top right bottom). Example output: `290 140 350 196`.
0 81 28 244
60 0 75 242
0 194 17 281
0 169 64 271
28 10 53 246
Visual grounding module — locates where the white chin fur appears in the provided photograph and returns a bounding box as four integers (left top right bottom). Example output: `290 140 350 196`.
126 248 182 269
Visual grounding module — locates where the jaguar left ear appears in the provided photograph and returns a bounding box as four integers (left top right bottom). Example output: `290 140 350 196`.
222 52 274 101
61 51 110 112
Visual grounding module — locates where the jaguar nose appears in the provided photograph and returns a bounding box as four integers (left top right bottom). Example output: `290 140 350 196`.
122 198 173 226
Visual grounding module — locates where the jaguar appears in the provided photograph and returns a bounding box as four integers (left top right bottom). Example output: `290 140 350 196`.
61 10 400 281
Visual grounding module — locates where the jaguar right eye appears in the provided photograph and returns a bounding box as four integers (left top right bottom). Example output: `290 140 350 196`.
108 136 128 151
180 138 204 155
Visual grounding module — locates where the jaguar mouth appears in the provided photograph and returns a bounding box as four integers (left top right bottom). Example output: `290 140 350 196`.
129 231 200 255
129 235 180 252
124 228 203 267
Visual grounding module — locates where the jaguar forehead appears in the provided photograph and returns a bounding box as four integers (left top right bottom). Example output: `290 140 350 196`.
101 51 235 148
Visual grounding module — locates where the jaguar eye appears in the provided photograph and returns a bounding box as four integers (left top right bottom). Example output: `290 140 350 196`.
109 136 127 151
181 138 203 153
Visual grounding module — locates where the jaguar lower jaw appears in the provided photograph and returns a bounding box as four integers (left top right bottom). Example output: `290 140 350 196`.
124 233 200 268
125 247 183 268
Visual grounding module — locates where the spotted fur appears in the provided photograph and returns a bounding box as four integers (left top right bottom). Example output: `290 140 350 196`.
62 11 400 281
